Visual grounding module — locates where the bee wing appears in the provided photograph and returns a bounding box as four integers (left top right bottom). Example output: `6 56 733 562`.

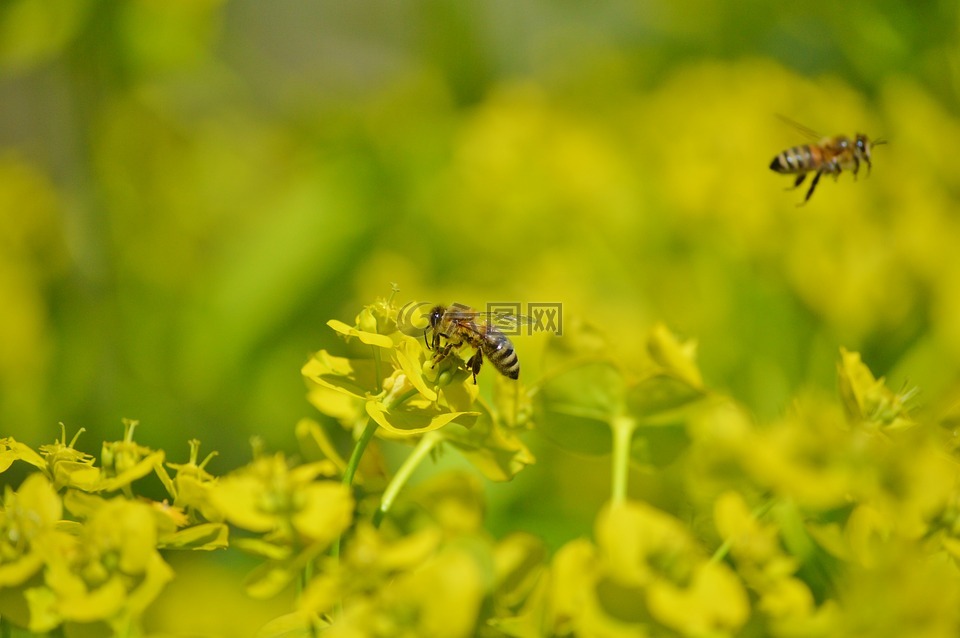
441 306 484 322
775 114 823 142
476 312 535 333
440 304 534 335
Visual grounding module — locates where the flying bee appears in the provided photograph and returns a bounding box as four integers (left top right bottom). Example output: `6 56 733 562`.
769 116 886 204
425 304 522 383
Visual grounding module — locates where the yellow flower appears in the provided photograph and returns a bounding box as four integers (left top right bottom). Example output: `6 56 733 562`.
0 474 61 588
303 520 488 637
546 500 749 637
0 436 45 474
714 491 815 623
26 498 174 633
740 399 858 510
209 452 353 545
37 427 100 492
99 419 166 493
837 348 915 430
599 501 749 635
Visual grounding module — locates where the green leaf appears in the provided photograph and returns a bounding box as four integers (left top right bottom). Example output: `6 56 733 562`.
442 403 535 481
439 371 481 412
540 320 610 372
302 350 380 399
493 532 547 608
245 562 298 599
160 523 229 550
233 538 292 560
256 611 322 638
625 372 705 420
492 375 533 430
294 418 347 470
535 361 624 455
628 419 690 468
365 400 478 437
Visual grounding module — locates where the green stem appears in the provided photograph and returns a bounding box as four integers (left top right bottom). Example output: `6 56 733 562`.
329 415 382 621
610 415 637 505
372 345 383 393
330 417 380 564
329 385 424 622
709 536 735 564
373 431 441 528
332 387 421 559
342 418 380 491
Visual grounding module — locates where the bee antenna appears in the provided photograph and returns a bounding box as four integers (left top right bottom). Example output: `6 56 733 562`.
422 310 432 348
873 137 888 146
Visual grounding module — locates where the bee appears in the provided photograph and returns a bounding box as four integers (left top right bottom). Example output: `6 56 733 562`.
769 116 886 204
425 304 521 383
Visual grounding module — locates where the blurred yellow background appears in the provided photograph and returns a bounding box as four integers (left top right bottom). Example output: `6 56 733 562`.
2 1 960 631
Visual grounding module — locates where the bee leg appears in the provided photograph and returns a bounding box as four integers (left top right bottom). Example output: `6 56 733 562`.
466 349 483 384
432 341 454 367
852 156 860 181
787 173 807 191
799 169 823 205
430 331 448 352
865 156 872 177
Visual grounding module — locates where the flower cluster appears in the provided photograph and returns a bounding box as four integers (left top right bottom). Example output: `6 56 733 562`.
0 423 363 636
5 300 960 637
0 424 223 635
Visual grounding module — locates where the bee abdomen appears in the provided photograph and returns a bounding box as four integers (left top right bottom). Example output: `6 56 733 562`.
484 333 520 379
770 146 816 174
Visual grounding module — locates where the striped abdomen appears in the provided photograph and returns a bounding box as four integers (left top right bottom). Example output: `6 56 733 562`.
481 325 520 379
769 144 826 175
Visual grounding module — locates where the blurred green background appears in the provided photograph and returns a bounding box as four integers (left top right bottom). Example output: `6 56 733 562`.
5 0 960 495
3 0 960 630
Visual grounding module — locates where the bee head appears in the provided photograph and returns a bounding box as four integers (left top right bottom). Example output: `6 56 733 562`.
423 305 445 349
855 133 881 158
428 305 445 330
